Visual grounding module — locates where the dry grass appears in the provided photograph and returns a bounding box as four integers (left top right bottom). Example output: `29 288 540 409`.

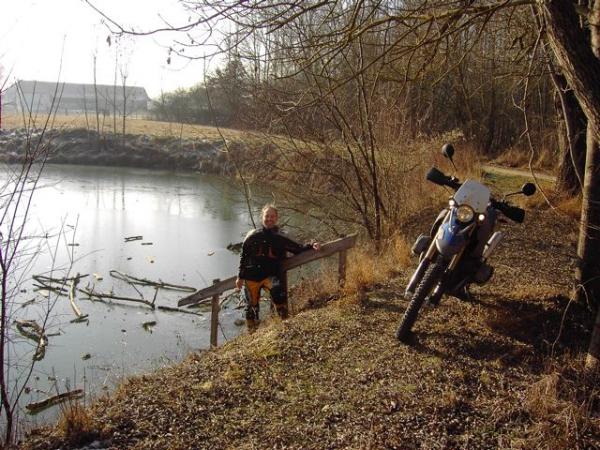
288 233 412 312
55 402 99 447
520 188 581 220
518 359 600 450
493 146 530 168
556 195 582 220
494 145 557 171
343 233 412 296
1 113 242 140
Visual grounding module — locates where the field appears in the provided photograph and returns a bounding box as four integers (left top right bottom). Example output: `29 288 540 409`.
0 113 242 140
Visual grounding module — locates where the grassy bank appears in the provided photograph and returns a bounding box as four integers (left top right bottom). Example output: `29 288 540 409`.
21 204 599 449
5 115 594 448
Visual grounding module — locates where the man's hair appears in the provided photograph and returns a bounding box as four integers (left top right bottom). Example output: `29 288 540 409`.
261 204 278 216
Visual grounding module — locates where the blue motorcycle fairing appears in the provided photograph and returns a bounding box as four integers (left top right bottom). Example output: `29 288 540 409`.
435 209 470 257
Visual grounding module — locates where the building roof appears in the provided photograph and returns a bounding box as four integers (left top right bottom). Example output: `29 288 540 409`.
5 80 150 100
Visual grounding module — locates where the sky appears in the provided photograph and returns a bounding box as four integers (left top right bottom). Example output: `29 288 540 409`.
0 0 222 98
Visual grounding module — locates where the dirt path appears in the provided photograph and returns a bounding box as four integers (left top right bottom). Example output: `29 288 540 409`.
482 164 556 183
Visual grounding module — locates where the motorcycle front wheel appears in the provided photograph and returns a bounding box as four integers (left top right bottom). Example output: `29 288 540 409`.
396 261 446 342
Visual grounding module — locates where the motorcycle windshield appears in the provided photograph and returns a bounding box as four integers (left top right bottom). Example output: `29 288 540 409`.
453 180 490 213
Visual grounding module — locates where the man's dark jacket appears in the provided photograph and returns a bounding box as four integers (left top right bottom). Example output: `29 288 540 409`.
238 226 312 281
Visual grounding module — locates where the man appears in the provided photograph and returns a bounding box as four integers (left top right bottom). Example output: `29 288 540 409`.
235 205 320 332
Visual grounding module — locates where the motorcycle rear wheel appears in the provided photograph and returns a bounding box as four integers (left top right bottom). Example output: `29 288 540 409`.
396 261 446 342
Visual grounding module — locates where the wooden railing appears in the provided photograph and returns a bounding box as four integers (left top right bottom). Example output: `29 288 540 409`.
177 234 357 347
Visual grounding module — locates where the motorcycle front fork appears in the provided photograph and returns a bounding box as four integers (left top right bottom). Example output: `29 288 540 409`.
404 237 440 298
406 230 502 300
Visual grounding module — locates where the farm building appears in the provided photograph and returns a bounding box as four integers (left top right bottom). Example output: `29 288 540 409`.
1 80 150 116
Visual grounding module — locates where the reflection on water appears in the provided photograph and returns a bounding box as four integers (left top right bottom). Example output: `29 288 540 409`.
2 164 263 427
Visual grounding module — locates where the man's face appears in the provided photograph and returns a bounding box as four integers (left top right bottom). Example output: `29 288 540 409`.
262 209 278 229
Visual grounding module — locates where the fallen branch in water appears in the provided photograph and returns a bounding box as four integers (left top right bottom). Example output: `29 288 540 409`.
157 305 203 316
21 298 36 308
33 284 68 296
33 273 88 285
109 270 196 292
68 274 88 321
33 273 89 297
15 319 48 361
142 321 157 332
79 286 156 309
26 389 84 414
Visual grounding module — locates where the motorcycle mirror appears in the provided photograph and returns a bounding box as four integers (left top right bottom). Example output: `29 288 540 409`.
521 182 536 196
442 143 455 160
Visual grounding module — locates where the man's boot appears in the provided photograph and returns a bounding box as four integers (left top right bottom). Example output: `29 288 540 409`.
275 303 289 320
246 319 260 333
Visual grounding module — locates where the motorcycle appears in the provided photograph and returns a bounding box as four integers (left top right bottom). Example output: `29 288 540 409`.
396 143 536 342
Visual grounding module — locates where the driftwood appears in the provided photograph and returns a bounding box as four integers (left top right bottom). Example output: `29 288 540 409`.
109 270 196 292
33 273 88 284
156 305 203 316
26 389 84 414
21 298 36 308
79 287 156 309
33 273 89 297
33 284 68 296
15 319 48 361
68 275 88 321
142 321 157 332
124 235 143 242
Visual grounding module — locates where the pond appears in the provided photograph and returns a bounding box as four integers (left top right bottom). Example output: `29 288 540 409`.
3 164 308 428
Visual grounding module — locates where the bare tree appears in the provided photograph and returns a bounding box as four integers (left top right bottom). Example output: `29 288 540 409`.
537 0 600 371
0 85 67 445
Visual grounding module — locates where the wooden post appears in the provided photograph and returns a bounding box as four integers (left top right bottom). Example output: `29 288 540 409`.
338 249 347 287
210 278 220 348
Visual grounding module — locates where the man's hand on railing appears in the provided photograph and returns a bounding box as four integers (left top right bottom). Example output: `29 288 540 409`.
235 277 244 290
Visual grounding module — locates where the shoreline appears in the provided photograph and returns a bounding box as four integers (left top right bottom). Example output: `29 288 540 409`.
0 127 234 174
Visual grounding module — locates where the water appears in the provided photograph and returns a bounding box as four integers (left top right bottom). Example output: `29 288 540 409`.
2 164 279 427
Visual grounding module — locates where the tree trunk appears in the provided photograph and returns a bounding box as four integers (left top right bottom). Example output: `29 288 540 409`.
552 73 586 195
581 126 600 371
539 0 600 372
540 1 600 140
577 127 600 307
583 0 600 371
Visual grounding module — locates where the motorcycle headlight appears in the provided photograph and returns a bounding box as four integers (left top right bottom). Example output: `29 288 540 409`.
456 205 474 223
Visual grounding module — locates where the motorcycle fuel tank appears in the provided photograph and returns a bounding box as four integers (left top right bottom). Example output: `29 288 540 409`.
436 218 467 256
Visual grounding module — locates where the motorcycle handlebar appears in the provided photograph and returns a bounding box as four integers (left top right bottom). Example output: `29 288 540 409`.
491 199 525 223
426 167 461 190
426 167 525 223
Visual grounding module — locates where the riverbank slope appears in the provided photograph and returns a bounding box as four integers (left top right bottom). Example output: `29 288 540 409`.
0 127 235 174
21 207 599 450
